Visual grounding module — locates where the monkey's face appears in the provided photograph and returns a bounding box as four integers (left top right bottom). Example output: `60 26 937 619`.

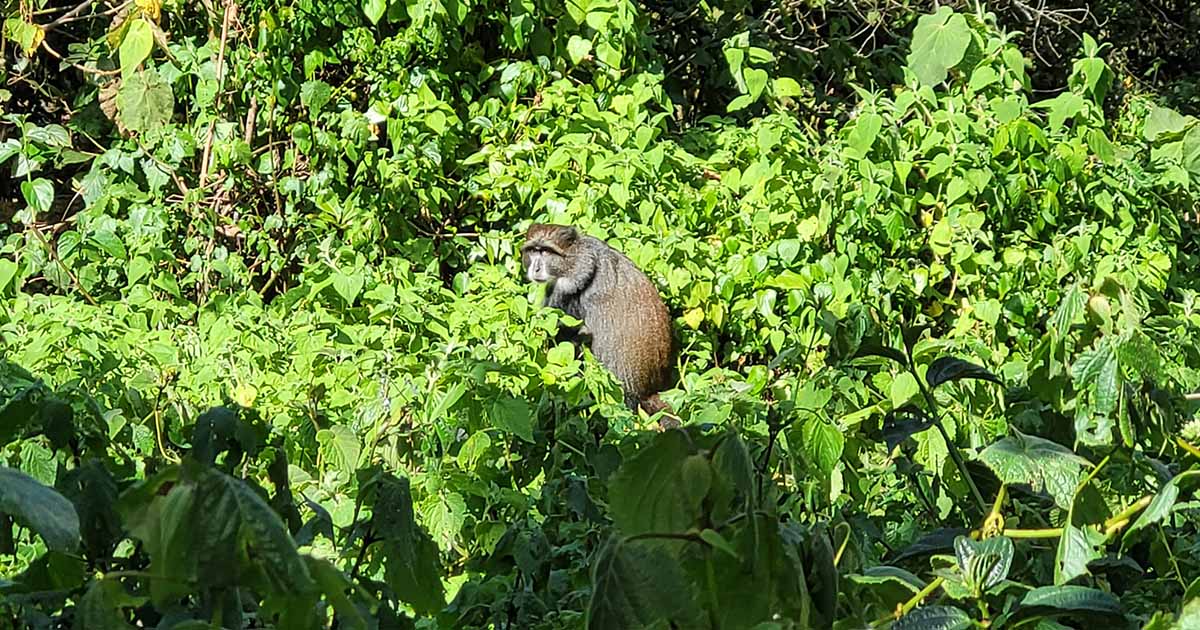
522 246 560 283
521 224 575 284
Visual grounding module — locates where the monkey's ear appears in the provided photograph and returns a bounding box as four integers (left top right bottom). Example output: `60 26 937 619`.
557 225 579 245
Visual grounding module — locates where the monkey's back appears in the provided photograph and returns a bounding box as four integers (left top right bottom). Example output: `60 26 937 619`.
571 236 673 406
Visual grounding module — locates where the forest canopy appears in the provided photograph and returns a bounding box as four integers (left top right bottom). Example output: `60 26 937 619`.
2 0 1200 628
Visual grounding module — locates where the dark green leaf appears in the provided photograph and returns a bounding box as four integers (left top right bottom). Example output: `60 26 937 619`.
881 405 936 453
906 7 972 86
926 357 1004 390
1124 471 1200 543
1009 585 1123 623
117 69 174 133
892 605 972 630
586 536 697 629
954 535 1013 593
0 466 80 552
608 430 705 536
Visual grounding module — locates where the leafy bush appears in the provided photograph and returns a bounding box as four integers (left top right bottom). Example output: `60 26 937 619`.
2 0 1200 628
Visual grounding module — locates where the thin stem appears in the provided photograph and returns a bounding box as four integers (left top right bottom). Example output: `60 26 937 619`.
906 344 987 514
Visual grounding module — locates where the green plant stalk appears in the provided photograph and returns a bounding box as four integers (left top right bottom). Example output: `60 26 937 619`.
874 576 946 628
916 374 988 513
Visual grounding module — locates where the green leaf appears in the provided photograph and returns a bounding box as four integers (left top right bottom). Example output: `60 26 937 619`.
368 474 446 614
744 68 769 101
116 69 174 133
978 430 1089 510
78 578 139 630
699 529 739 559
1071 341 1112 386
1094 346 1120 415
905 7 972 87
1008 585 1123 624
773 77 803 97
20 178 54 214
0 466 81 552
362 0 386 24
608 430 706 535
892 605 972 630
119 18 154 78
304 557 368 630
567 35 592 65
1143 105 1190 141
331 271 363 306
489 397 534 443
925 356 1003 390
847 112 883 156
890 372 920 408
1124 471 1200 542
0 258 17 293
881 406 936 453
316 424 360 479
954 535 1013 593
1055 521 1105 584
798 416 844 476
300 80 332 112
587 536 698 629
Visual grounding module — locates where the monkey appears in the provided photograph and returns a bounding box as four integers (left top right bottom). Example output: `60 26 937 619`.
521 223 678 425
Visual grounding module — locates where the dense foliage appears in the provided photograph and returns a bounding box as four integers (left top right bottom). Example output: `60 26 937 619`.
2 0 1200 628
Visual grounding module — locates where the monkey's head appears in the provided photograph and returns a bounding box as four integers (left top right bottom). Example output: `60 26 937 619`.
521 223 578 284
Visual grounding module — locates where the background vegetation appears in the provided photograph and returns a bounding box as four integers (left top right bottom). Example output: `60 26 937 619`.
2 0 1200 628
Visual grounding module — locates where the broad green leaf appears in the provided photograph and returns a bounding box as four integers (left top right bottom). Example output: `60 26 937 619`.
744 68 769 100
847 112 883 156
362 0 386 24
119 18 154 78
1143 105 1190 141
1055 522 1104 584
489 397 534 443
331 271 363 305
881 406 936 453
1094 346 1120 415
1035 92 1086 130
0 466 80 552
774 77 803 97
587 536 698 629
191 467 315 594
1008 585 1123 624
892 605 972 630
1124 471 1200 542
0 258 17 293
567 35 592 65
890 372 920 408
316 424 360 478
978 430 1089 509
925 356 1003 390
369 474 446 614
304 557 368 630
300 80 332 112
78 578 139 630
798 416 844 476
116 69 174 132
905 7 972 87
1050 284 1087 333
608 430 705 536
20 178 54 214
954 535 1013 593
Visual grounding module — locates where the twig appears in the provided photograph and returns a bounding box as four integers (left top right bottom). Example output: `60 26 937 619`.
197 0 237 191
47 0 94 27
1185 392 1200 401
40 40 120 76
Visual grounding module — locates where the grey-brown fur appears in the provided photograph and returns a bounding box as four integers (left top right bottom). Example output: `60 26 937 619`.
521 224 674 415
